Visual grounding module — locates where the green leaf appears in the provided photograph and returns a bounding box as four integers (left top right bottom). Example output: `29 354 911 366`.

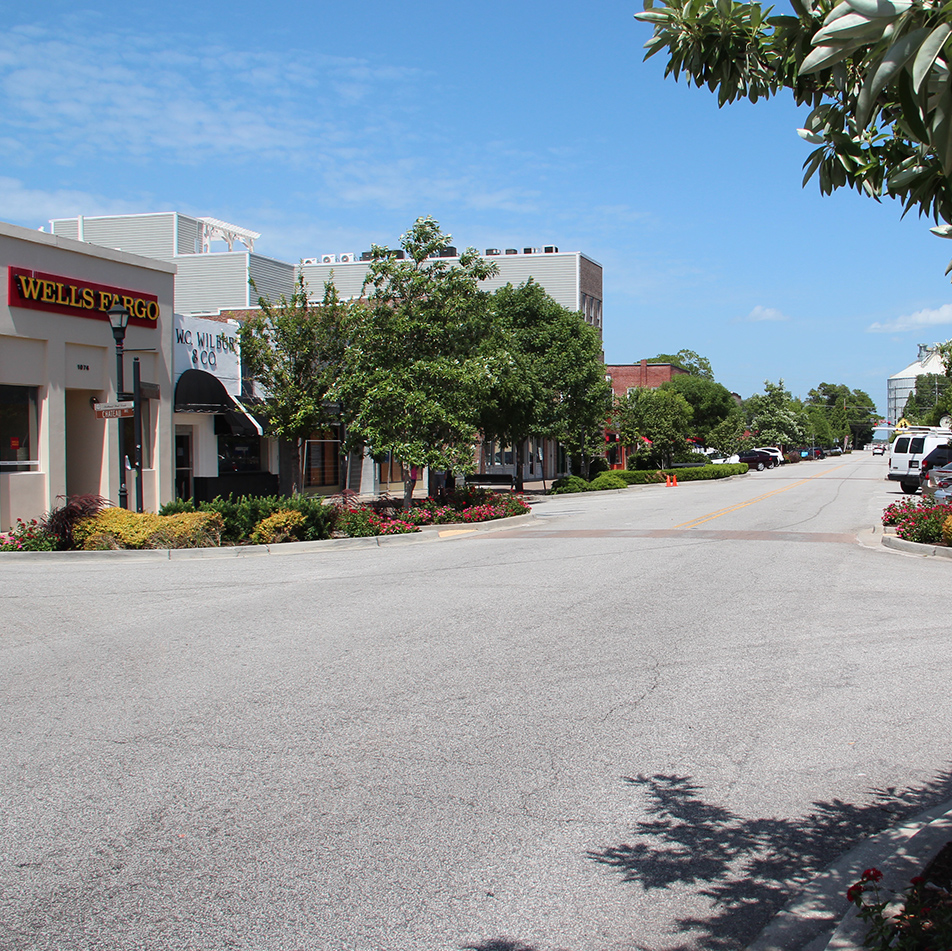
845 0 912 16
797 127 826 143
802 147 826 185
813 13 888 45
897 67 930 140
857 27 931 128
912 23 952 92
800 42 855 74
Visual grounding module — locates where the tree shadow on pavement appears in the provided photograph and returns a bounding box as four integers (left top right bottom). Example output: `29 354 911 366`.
587 770 952 951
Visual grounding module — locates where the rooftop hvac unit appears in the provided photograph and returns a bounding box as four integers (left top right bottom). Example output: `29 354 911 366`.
544 246 559 253
360 251 373 261
505 248 518 255
339 253 356 263
321 254 337 264
438 246 458 258
301 257 318 265
524 247 542 254
485 248 501 256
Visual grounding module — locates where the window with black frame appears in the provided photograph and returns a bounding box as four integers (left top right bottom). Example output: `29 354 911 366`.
218 434 261 473
0 385 39 473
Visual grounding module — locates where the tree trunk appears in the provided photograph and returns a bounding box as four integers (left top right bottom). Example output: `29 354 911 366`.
514 438 525 493
402 463 416 510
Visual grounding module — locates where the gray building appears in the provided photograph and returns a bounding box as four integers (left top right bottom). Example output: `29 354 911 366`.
49 213 294 316
888 343 948 424
301 246 603 336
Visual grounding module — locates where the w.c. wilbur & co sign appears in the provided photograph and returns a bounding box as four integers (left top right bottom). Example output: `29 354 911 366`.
8 266 159 327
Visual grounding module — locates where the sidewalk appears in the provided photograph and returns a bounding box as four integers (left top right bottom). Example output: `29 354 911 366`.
748 798 952 951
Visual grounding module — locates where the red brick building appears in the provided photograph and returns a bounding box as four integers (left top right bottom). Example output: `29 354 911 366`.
604 360 689 468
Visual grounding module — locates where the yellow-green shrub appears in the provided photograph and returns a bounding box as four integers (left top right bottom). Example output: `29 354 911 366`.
943 513 952 546
73 509 224 549
249 509 306 545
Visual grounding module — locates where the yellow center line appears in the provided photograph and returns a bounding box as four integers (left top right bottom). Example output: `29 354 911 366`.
673 464 848 529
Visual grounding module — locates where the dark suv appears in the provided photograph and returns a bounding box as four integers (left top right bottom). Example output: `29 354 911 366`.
738 449 777 471
919 443 952 487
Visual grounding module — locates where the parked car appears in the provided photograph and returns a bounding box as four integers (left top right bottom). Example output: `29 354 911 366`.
922 461 952 500
888 427 952 494
754 446 784 466
738 449 777 471
919 443 952 488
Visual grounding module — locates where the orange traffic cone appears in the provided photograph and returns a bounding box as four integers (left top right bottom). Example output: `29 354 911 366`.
665 474 671 486
673 474 678 487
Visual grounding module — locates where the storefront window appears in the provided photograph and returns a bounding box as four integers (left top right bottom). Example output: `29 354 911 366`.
0 385 39 472
218 435 261 473
304 431 341 487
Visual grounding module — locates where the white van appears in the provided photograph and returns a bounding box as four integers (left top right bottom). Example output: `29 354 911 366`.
888 427 952 493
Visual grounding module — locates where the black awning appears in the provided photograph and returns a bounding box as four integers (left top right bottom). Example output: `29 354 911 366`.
175 368 233 413
175 369 263 437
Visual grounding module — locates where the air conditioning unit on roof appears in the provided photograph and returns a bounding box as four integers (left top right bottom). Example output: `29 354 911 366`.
301 257 318 266
321 254 337 264
339 252 356 263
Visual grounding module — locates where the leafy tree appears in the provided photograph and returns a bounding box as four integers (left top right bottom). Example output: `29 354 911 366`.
239 276 349 492
642 349 714 379
744 379 806 447
635 0 952 272
903 372 952 423
331 216 498 508
546 309 614 479
660 374 739 442
707 407 747 455
615 386 694 468
479 280 612 489
805 382 879 446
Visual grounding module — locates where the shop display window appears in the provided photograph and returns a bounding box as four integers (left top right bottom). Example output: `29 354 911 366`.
218 434 261 474
0 385 39 472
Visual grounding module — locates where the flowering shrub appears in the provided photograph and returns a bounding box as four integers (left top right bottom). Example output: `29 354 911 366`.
332 491 529 537
894 502 952 544
250 509 307 545
882 497 925 526
848 867 952 951
0 518 56 552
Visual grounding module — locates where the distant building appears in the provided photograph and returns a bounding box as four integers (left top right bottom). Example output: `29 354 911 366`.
49 214 604 491
604 360 688 400
887 343 948 425
300 246 603 337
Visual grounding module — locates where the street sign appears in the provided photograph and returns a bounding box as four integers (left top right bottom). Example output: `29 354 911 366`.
139 382 161 401
94 401 135 419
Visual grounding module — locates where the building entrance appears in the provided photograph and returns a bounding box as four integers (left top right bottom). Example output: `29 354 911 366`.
65 390 105 499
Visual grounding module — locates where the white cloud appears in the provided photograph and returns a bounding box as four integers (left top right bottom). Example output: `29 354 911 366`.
736 305 789 322
0 176 140 227
866 303 952 333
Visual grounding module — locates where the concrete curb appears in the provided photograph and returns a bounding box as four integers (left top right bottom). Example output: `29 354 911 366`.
748 799 952 951
882 534 952 558
0 512 539 562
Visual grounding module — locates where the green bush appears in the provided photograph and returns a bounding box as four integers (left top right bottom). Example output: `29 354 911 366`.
588 472 629 491
250 509 307 545
614 469 666 485
0 518 57 551
666 463 747 481
160 494 332 543
550 476 592 494
74 509 224 549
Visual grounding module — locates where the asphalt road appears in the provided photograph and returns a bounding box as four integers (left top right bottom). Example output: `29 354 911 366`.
2 453 950 951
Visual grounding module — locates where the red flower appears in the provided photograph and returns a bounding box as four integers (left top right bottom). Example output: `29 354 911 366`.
847 883 864 903
862 868 883 882
911 875 926 886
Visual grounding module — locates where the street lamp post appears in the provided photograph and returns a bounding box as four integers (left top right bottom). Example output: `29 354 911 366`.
107 303 130 509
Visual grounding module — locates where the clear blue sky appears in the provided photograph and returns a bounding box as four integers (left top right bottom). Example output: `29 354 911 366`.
3 0 950 413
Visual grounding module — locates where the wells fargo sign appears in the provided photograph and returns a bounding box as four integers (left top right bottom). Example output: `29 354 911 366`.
7 267 159 326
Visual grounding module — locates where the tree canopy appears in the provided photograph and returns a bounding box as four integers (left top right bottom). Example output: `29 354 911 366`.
641 349 714 379
743 379 806 446
331 216 498 507
660 374 739 442
479 280 613 489
804 381 879 445
239 276 350 492
615 386 695 468
635 0 952 272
